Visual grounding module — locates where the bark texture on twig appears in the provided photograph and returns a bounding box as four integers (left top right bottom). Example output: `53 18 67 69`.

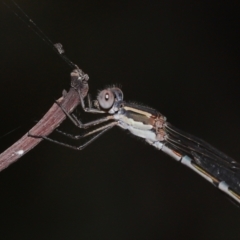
0 70 89 172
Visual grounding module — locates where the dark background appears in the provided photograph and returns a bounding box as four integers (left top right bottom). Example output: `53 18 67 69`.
1 0 240 239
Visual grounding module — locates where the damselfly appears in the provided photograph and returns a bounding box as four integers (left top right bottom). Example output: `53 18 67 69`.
29 86 240 205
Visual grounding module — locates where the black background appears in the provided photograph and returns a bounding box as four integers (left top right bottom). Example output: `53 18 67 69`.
1 0 240 239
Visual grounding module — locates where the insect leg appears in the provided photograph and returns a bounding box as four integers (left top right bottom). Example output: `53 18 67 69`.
28 122 117 150
55 101 114 129
55 122 117 140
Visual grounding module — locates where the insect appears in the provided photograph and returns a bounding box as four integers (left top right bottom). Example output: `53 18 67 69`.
29 86 240 205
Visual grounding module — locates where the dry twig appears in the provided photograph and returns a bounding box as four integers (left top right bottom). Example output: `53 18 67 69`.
0 69 89 171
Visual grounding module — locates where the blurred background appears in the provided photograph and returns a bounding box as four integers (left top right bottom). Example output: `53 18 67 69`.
0 0 240 239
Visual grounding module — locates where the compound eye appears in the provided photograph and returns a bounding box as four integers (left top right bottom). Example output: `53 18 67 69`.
97 89 115 109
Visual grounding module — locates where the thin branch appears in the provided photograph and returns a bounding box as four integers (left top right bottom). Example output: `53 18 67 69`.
0 69 89 172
